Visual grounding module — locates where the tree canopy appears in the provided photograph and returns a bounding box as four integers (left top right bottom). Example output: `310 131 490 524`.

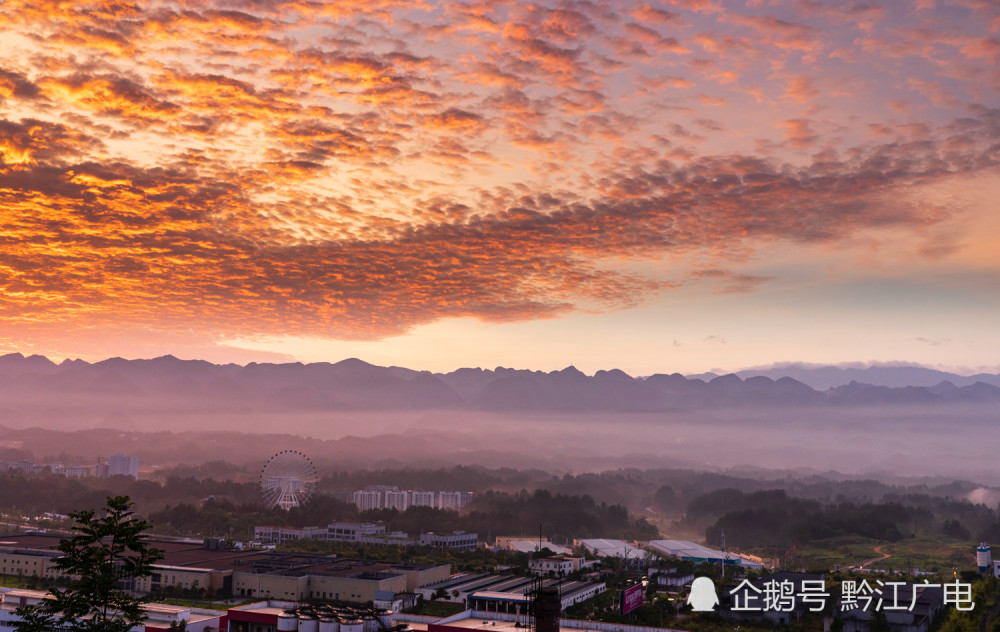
15 495 164 632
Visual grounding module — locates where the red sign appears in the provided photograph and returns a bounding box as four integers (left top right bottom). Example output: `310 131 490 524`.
621 584 643 615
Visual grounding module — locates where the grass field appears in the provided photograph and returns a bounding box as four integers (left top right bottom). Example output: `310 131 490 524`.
867 538 974 573
743 535 978 575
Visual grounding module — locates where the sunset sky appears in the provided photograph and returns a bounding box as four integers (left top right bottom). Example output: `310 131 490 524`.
1 0 998 375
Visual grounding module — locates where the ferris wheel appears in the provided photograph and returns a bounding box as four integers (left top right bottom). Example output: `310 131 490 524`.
259 450 319 510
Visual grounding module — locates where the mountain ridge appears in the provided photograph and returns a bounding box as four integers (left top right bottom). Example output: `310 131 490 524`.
0 352 997 411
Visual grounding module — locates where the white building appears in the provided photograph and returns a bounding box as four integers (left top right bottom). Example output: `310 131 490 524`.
327 522 387 542
353 489 383 511
655 570 695 588
384 490 410 511
254 526 327 545
438 491 473 511
411 491 436 507
528 555 583 576
0 587 227 632
62 466 89 478
418 531 478 551
352 487 473 512
106 453 139 479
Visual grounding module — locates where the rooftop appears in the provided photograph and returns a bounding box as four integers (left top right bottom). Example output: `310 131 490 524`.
238 553 444 578
0 534 444 575
505 541 572 555
648 539 727 560
576 539 645 559
0 533 274 571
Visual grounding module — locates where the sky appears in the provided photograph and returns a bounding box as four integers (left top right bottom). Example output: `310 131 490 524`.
0 0 998 376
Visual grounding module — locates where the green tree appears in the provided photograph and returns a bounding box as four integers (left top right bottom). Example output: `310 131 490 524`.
15 495 164 632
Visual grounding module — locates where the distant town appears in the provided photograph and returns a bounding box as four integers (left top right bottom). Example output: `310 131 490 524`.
0 453 139 479
2 453 998 632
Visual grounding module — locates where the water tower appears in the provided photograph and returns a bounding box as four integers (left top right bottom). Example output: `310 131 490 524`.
977 542 991 574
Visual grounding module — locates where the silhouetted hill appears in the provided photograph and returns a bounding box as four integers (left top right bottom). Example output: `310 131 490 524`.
0 353 997 413
0 353 59 375
691 364 1000 389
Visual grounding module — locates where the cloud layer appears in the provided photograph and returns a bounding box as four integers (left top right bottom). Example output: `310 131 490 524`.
1 0 998 350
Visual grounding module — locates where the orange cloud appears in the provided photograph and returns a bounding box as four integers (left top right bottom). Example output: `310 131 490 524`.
423 108 490 135
726 13 823 53
623 22 691 55
0 69 42 101
39 74 181 123
783 75 819 103
780 118 818 147
0 0 996 351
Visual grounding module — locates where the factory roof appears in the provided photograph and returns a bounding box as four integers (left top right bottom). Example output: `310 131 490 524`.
648 540 764 569
0 533 445 575
236 554 444 578
422 574 519 594
0 533 273 571
505 540 572 555
648 540 727 560
467 579 604 603
436 617 525 632
421 573 491 592
576 539 645 559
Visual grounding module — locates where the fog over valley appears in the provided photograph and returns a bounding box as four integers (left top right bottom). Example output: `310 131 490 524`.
1 353 997 483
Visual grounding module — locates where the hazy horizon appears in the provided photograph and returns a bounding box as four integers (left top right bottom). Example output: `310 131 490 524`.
3 405 1000 485
5 350 1000 381
1 352 998 484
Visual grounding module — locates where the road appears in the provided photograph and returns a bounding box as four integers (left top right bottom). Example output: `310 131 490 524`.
849 546 891 570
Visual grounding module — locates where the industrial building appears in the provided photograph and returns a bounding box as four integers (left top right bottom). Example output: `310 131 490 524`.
1 586 682 632
975 542 1000 577
228 601 400 632
0 588 227 632
494 538 572 555
417 532 478 552
0 590 403 632
255 526 330 545
329 523 390 543
574 539 645 561
0 533 447 603
0 533 278 595
417 573 605 613
255 522 479 552
0 460 90 477
0 545 61 580
231 553 451 602
646 540 764 569
465 579 605 614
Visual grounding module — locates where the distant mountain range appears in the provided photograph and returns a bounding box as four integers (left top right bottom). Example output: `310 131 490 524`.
0 353 997 412
689 364 1000 390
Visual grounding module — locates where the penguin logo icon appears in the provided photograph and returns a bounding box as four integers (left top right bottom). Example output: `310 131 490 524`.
687 577 719 612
